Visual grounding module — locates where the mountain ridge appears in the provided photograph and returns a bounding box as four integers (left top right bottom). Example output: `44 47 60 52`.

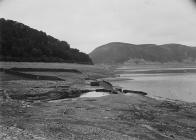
90 42 196 64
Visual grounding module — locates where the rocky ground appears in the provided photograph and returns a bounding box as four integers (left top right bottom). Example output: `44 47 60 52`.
0 63 196 140
1 93 196 140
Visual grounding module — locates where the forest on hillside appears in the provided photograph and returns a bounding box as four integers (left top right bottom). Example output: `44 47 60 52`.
0 18 92 64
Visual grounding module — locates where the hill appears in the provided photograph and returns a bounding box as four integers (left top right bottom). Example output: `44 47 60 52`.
0 18 93 64
89 42 196 64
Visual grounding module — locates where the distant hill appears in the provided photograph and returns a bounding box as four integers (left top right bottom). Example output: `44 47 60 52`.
0 18 93 64
89 42 196 64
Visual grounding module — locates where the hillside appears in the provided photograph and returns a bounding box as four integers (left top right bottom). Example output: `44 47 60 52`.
0 18 92 64
90 42 196 64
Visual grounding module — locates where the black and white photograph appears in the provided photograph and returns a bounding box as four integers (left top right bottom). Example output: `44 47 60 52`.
0 0 196 139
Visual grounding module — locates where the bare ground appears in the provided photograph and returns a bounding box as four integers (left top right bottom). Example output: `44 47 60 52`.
0 62 196 140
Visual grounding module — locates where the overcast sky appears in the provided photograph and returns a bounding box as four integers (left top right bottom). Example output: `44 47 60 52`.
0 0 196 53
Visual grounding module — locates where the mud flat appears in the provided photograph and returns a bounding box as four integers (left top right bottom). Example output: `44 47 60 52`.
0 62 196 140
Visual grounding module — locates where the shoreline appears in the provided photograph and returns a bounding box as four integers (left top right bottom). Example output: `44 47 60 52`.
111 64 196 104
1 63 196 139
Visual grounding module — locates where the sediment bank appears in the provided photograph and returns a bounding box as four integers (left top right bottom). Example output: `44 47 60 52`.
1 65 196 140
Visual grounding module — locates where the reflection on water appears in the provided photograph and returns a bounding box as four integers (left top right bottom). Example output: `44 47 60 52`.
80 91 109 98
112 71 196 103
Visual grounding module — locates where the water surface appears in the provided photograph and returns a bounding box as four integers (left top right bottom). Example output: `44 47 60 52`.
112 67 196 103
80 91 109 98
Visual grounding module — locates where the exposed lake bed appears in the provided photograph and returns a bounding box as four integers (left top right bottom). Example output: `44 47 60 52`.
1 62 196 140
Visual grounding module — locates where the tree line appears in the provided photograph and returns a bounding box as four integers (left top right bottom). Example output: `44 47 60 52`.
0 18 93 64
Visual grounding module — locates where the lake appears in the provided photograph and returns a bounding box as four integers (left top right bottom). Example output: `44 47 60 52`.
112 65 196 103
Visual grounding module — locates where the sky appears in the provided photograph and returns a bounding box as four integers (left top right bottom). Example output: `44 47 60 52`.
0 0 196 53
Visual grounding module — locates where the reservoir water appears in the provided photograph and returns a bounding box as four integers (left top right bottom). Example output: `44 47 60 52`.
112 66 196 103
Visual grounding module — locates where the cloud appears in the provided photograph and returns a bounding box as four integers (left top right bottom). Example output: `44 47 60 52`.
0 0 196 53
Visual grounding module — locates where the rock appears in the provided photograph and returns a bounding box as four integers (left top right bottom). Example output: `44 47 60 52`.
123 90 147 96
115 87 123 92
99 80 114 91
95 89 111 92
90 81 100 86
